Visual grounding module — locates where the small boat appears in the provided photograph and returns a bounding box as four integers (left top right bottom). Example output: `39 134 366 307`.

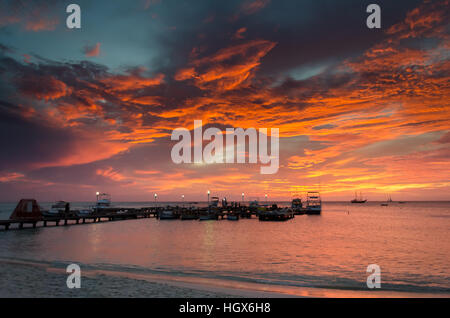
43 201 70 217
180 209 198 220
94 193 112 211
159 209 178 220
306 192 322 214
227 214 239 221
291 198 305 214
259 206 294 221
351 191 367 203
209 197 220 208
399 201 406 204
380 203 388 206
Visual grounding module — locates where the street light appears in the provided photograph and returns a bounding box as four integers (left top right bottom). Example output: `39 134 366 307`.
207 190 210 204
265 194 268 203
96 191 100 201
154 193 157 207
242 192 245 203
182 194 185 207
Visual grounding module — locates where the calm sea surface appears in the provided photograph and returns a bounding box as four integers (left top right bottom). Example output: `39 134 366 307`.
0 201 449 296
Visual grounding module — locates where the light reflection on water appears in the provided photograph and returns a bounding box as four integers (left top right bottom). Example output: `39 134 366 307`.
0 201 449 294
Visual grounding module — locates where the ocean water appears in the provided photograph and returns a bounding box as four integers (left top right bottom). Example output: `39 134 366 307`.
0 201 449 297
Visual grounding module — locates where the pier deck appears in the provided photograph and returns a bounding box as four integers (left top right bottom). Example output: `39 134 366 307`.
0 208 157 231
0 202 313 231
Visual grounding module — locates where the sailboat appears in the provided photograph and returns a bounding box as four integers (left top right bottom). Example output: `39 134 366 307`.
381 194 392 206
351 191 367 203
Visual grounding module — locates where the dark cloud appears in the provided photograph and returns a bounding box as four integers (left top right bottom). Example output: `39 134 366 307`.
0 101 76 171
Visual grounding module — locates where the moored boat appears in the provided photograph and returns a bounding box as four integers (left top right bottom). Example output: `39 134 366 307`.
306 192 322 215
259 205 294 221
291 198 305 214
180 209 199 220
43 201 70 217
94 193 112 212
159 209 178 220
209 197 220 207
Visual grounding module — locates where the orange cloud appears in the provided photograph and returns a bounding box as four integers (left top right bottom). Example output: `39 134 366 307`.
176 39 276 91
233 27 247 40
84 43 101 57
96 167 127 182
25 18 58 31
0 172 25 183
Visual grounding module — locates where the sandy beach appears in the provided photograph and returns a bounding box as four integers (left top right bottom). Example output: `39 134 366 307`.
0 261 236 298
2 258 447 298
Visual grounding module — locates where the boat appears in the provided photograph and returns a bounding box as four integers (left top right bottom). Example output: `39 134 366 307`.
381 194 392 206
291 198 305 214
259 205 294 221
227 214 239 221
209 196 220 207
398 201 406 204
306 192 322 214
159 209 178 220
351 191 367 203
180 208 199 220
94 193 112 211
43 201 70 217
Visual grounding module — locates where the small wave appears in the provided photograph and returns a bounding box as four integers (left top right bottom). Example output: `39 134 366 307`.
2 257 449 296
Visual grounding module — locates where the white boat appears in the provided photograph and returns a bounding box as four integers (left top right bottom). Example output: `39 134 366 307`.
43 201 70 217
306 192 322 214
209 197 219 207
95 193 112 210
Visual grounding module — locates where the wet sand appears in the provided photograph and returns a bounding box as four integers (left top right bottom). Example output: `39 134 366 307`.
1 259 446 298
0 261 234 298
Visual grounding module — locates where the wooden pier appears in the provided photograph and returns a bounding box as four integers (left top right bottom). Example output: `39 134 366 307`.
0 204 158 231
0 198 319 231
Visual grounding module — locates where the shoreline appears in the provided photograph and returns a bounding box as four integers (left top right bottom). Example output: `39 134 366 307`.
1 259 448 298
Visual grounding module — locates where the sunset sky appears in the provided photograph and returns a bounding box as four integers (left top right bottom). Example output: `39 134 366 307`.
0 0 449 202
